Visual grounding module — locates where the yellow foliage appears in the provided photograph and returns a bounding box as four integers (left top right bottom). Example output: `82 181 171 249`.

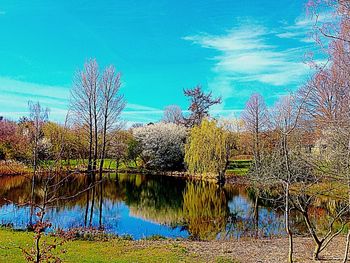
185 119 233 176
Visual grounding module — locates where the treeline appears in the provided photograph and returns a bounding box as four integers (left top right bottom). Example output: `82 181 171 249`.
0 78 242 179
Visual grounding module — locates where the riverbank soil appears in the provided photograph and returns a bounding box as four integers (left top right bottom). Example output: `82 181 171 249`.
184 237 347 263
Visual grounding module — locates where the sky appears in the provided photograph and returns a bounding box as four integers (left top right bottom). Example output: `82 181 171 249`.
0 0 329 124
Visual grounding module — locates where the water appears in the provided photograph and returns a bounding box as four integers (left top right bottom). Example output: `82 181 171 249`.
0 173 286 240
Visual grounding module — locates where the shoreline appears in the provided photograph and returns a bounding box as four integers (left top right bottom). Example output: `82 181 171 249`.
0 170 248 185
0 162 248 185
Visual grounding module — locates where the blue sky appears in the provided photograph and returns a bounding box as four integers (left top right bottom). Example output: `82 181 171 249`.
0 0 329 124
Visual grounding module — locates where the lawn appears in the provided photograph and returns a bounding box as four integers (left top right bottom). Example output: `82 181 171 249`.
0 228 235 263
44 158 252 176
226 160 251 176
1 158 251 178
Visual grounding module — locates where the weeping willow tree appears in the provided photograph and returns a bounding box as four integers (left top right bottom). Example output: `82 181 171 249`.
184 119 234 181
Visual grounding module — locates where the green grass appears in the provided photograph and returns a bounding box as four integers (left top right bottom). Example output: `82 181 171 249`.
226 160 251 176
43 159 138 171
99 159 138 170
38 158 252 177
0 228 236 263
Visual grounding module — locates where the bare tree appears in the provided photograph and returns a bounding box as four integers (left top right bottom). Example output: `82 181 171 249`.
108 130 130 171
253 95 305 263
98 66 126 178
183 85 221 127
307 0 350 46
241 93 270 176
27 101 49 226
241 93 270 238
298 13 350 257
162 105 184 125
268 92 345 261
22 114 99 263
28 101 49 176
272 96 300 263
71 59 99 173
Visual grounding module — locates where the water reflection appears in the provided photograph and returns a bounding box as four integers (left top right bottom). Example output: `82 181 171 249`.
183 182 228 240
0 173 287 240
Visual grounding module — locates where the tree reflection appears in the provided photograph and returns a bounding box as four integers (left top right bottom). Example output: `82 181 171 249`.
0 173 331 240
117 173 186 225
183 181 229 240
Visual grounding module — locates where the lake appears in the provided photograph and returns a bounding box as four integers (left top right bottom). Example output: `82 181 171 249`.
0 173 287 240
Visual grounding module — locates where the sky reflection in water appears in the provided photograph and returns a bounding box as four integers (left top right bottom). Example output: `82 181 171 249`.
0 173 285 240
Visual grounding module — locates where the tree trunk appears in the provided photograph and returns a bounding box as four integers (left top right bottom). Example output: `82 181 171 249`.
35 231 41 263
314 242 322 261
115 159 119 173
84 188 90 227
88 108 93 173
285 183 293 263
98 109 108 180
30 139 38 227
93 95 98 172
343 139 350 263
343 230 350 263
254 195 259 238
301 208 323 260
89 185 96 226
282 130 293 263
99 183 103 229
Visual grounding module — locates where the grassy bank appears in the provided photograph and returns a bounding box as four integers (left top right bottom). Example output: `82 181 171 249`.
0 228 235 263
55 159 251 175
0 159 251 177
1 228 349 263
226 159 251 176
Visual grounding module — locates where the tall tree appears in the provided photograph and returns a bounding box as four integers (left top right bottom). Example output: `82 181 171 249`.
108 130 131 171
71 59 100 173
241 93 270 176
98 66 125 178
27 101 49 226
183 85 221 127
304 3 350 260
27 101 49 174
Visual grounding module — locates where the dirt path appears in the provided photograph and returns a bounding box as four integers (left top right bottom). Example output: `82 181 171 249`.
179 237 348 262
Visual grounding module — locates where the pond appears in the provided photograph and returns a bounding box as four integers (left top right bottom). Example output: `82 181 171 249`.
0 173 287 240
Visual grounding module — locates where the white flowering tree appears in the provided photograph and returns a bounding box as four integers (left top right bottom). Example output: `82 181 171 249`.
133 122 187 171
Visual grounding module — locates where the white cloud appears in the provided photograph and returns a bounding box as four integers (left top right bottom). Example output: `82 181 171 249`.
184 24 311 89
0 77 69 100
0 77 164 123
184 26 271 52
277 12 335 43
125 103 161 112
0 77 70 122
295 12 334 28
276 31 305 39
